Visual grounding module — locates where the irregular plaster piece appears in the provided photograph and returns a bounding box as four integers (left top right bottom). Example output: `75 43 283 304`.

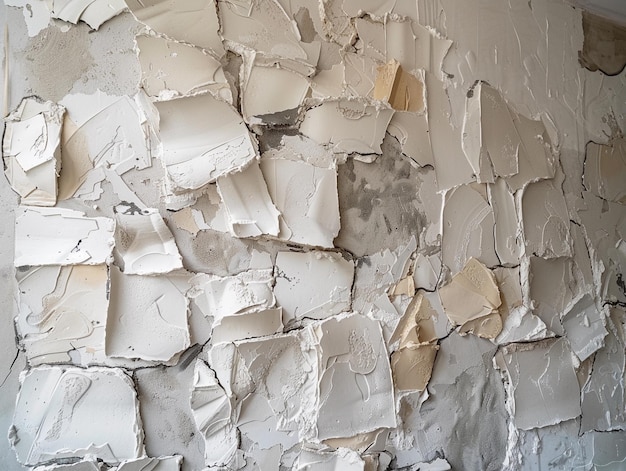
218 0 317 65
10 366 144 466
190 269 274 323
488 178 521 265
106 266 190 363
241 60 310 124
274 251 354 326
16 265 108 366
170 207 200 236
439 258 502 334
342 52 379 98
562 294 607 361
50 0 126 30
462 83 521 181
15 206 115 267
112 456 182 471
412 253 442 291
58 91 153 201
299 98 394 155
125 0 225 56
190 360 238 467
260 149 340 248
320 0 357 47
372 60 425 113
441 184 499 273
529 256 576 335
4 0 51 37
386 111 434 167
311 63 345 98
155 93 257 193
315 313 396 439
3 97 65 206
391 342 438 391
115 207 183 275
136 35 232 102
522 177 571 258
294 448 365 470
211 308 284 344
216 161 281 238
496 338 581 430
32 459 103 471
579 11 626 75
584 138 626 204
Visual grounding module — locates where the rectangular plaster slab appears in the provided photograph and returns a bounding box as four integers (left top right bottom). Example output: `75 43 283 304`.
15 206 115 267
16 264 109 366
136 34 232 102
3 97 65 206
155 93 258 193
9 366 144 466
274 251 354 326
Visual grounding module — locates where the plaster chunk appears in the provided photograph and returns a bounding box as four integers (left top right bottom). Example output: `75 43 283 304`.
584 138 626 205
50 0 126 29
562 294 608 361
294 447 365 470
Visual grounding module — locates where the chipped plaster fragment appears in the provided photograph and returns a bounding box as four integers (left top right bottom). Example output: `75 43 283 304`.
106 266 190 364
386 111 434 167
113 456 183 471
294 447 365 470
32 458 103 471
579 11 626 76
274 251 354 326
170 207 200 236
211 307 284 344
16 264 109 366
496 338 582 430
136 35 232 102
126 0 225 56
155 93 258 194
10 366 144 466
488 178 521 266
114 207 183 275
439 258 502 336
315 313 396 439
342 51 379 98
299 98 394 155
562 294 608 361
15 206 115 267
584 138 626 205
3 97 65 206
50 0 126 30
373 60 425 113
216 161 281 238
190 359 238 467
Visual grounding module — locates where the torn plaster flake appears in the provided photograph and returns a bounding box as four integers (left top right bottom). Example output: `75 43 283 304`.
493 267 522 322
299 98 394 155
591 431 626 470
241 60 310 124
311 63 345 99
320 0 357 47
266 134 337 169
274 251 354 326
314 314 396 440
191 359 239 467
125 0 224 56
580 309 626 433
3 97 65 206
579 11 626 75
294 447 365 471
4 0 51 36
341 0 400 19
113 207 183 275
462 83 521 182
216 160 281 238
425 73 474 191
31 459 103 471
529 256 577 336
372 60 425 113
189 269 274 323
235 332 318 438
16 264 109 366
243 444 283 471
412 253 441 291
441 184 499 273
322 429 387 453
10 366 144 466
391 344 438 392
112 456 182 471
106 266 190 364
522 177 572 259
211 307 284 344
421 291 452 340
155 93 258 193
488 178 522 266
341 51 380 99
58 91 153 200
496 338 581 430
495 308 551 345
390 292 438 348
438 257 501 328
260 156 339 248
562 294 608 361
15 206 115 267
170 207 201 236
584 138 626 205
457 312 502 339
136 35 232 102
387 111 434 168
50 0 126 30
218 0 318 65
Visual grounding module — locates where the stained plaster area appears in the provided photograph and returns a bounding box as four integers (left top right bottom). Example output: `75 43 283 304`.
0 1 626 471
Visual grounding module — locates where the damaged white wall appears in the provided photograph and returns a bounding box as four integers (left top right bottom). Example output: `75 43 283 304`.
0 0 625 470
